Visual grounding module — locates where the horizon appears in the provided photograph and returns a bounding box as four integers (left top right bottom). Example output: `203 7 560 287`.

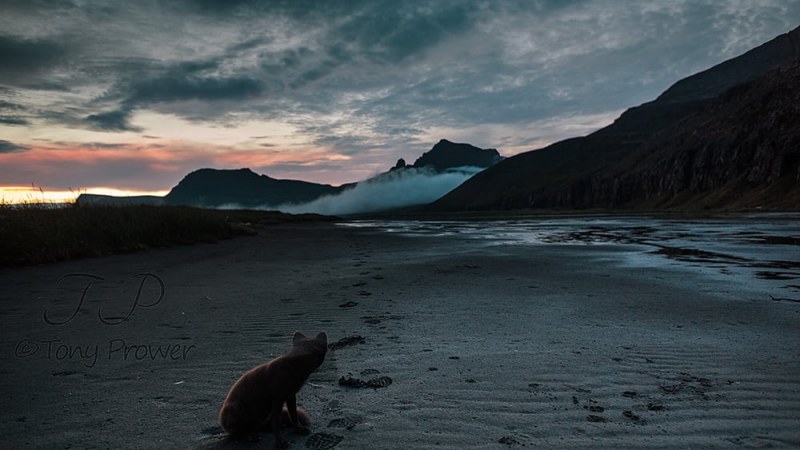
2 1 799 204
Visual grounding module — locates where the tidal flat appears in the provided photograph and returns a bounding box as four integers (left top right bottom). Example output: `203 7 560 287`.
1 214 798 448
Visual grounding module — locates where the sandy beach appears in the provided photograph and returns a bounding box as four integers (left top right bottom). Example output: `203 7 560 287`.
1 214 799 449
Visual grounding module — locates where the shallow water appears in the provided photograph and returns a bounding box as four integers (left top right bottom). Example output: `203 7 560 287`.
341 214 800 302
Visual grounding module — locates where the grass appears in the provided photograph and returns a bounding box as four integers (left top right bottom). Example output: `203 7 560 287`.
0 203 333 267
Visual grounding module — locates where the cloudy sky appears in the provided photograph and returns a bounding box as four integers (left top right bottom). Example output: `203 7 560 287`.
1 0 798 201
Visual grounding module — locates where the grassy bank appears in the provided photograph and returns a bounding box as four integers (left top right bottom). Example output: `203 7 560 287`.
0 204 332 267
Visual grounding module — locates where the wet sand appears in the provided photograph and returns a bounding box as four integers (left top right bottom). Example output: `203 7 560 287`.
1 216 799 448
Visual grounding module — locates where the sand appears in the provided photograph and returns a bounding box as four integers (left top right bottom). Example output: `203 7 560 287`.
1 214 799 448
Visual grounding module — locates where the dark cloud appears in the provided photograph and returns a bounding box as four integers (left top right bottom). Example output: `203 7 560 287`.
227 36 272 53
0 35 65 69
0 97 31 125
85 107 141 132
186 0 372 19
0 116 28 125
0 35 68 83
0 140 28 153
0 100 24 110
128 74 263 104
80 58 265 131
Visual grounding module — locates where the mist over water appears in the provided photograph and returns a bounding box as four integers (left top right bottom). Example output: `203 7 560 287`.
270 166 482 215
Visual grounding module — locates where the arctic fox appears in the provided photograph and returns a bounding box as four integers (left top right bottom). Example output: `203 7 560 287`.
219 332 328 448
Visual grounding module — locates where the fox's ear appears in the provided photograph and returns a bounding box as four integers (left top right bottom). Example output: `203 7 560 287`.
315 332 327 343
292 332 307 345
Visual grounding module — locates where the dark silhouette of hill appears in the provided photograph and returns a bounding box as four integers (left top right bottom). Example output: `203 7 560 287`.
391 139 503 172
162 140 502 209
76 194 164 206
163 168 340 208
431 26 800 211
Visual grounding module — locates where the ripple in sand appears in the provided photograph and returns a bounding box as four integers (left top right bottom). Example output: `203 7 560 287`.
305 432 343 450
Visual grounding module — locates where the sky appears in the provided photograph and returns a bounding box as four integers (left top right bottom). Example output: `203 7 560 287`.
1 0 798 202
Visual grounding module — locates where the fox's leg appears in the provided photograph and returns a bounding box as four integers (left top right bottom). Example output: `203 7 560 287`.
286 394 310 435
270 400 288 449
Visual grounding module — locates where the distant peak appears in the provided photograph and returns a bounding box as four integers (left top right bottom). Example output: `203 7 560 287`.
411 140 502 172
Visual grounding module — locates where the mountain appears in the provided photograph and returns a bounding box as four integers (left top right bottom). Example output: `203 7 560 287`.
391 139 503 172
160 139 502 209
600 59 800 210
163 168 340 208
431 26 800 211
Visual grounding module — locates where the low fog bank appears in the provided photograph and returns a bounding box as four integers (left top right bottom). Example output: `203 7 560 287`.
267 166 482 216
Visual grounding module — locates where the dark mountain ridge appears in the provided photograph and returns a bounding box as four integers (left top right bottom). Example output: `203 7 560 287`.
160 140 502 209
163 168 340 208
392 139 503 172
431 26 800 211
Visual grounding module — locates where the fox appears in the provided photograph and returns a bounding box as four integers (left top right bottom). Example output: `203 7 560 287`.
219 331 328 448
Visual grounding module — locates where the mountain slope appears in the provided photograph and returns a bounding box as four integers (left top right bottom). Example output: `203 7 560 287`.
163 168 339 208
432 26 800 211
606 59 800 210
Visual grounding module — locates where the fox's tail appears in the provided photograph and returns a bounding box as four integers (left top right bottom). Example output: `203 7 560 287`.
219 402 249 436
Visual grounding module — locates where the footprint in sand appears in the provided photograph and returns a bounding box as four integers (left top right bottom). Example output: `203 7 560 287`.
622 410 645 424
338 373 393 388
647 402 665 411
328 335 365 350
306 432 344 450
327 415 363 430
498 435 524 446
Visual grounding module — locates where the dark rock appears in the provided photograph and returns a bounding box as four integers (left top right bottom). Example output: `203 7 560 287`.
391 158 407 171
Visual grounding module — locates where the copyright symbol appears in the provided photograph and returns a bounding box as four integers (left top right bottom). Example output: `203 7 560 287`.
15 339 39 358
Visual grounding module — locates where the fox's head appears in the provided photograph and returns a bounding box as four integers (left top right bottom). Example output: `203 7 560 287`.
292 331 328 365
